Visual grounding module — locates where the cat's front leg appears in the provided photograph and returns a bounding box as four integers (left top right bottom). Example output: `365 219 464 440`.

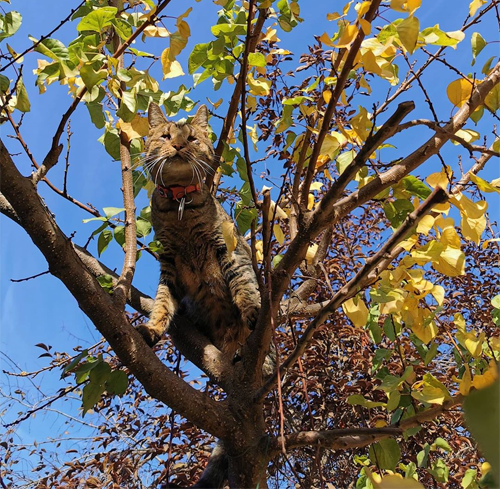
137 273 178 346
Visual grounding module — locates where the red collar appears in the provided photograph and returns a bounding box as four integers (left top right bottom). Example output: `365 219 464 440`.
156 183 201 200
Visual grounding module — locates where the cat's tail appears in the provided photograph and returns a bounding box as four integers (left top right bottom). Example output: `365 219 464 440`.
161 443 228 489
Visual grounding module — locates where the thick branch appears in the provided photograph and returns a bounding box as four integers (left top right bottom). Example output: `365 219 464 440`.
0 139 232 439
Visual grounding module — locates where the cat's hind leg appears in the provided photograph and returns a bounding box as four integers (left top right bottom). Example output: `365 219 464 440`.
137 272 178 346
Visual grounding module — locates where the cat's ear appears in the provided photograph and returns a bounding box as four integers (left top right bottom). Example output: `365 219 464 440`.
191 105 209 132
148 102 167 128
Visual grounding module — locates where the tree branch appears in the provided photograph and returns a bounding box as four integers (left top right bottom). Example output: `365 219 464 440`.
207 7 268 192
269 394 463 456
31 0 175 185
257 186 449 400
0 139 233 439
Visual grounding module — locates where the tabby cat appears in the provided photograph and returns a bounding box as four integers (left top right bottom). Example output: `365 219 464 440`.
137 103 261 356
137 103 261 488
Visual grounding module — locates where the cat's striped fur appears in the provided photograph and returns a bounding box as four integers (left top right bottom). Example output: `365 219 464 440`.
137 103 261 488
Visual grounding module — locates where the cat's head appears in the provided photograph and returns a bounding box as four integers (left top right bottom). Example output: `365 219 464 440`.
144 103 215 187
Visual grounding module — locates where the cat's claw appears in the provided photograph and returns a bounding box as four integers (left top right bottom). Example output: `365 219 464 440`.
242 306 259 331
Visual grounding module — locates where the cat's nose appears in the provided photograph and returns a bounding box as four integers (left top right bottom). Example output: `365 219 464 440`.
172 142 184 151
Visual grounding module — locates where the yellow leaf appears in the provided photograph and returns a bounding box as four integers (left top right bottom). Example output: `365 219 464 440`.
309 181 324 191
416 214 435 235
361 50 383 76
356 1 371 17
472 361 498 390
319 32 335 47
118 115 149 141
481 462 492 475
326 12 341 20
390 0 421 13
451 193 488 219
469 0 487 17
433 246 466 277
426 166 452 189
255 239 263 263
336 23 358 48
457 331 485 358
411 240 443 265
307 193 315 210
435 216 461 250
305 243 318 264
359 18 371 35
222 221 237 254
469 173 500 194
320 133 340 158
408 310 438 344
454 313 466 333
412 374 451 404
247 72 271 96
263 27 279 43
323 89 332 103
454 364 472 396
207 97 223 109
482 237 500 249
324 169 333 181
342 296 369 327
142 25 170 37
160 48 184 79
430 285 445 305
273 223 284 245
461 214 486 244
396 16 419 54
378 475 424 489
447 78 474 107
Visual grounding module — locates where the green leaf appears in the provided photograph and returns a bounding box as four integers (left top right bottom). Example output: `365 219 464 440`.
428 459 449 483
89 361 111 385
29 36 69 61
82 381 105 414
336 149 356 175
103 207 125 218
247 52 266 67
97 229 113 256
417 443 430 467
492 295 500 309
62 350 89 376
421 25 465 48
136 217 151 238
97 274 114 293
86 102 106 129
369 439 401 470
114 225 125 247
431 437 451 452
235 204 257 235
77 7 117 33
464 374 500 486
147 240 164 253
461 468 479 489
482 55 496 75
471 32 486 66
188 42 210 73
397 16 420 54
383 199 414 228
0 73 9 94
0 11 22 42
211 22 247 37
98 127 121 161
403 175 432 199
347 394 386 408
110 18 132 40
117 91 138 122
80 64 107 90
14 77 30 113
105 370 128 395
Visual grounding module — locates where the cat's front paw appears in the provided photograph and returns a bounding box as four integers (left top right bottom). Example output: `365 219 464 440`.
136 323 163 347
241 305 260 331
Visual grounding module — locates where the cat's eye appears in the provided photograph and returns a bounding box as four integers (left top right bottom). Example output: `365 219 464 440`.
187 135 197 143
161 133 171 140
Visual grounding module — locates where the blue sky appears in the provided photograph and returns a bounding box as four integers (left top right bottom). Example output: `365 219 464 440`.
1 0 499 479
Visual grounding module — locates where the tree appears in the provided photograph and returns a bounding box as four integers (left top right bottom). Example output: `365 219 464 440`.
1 0 499 487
